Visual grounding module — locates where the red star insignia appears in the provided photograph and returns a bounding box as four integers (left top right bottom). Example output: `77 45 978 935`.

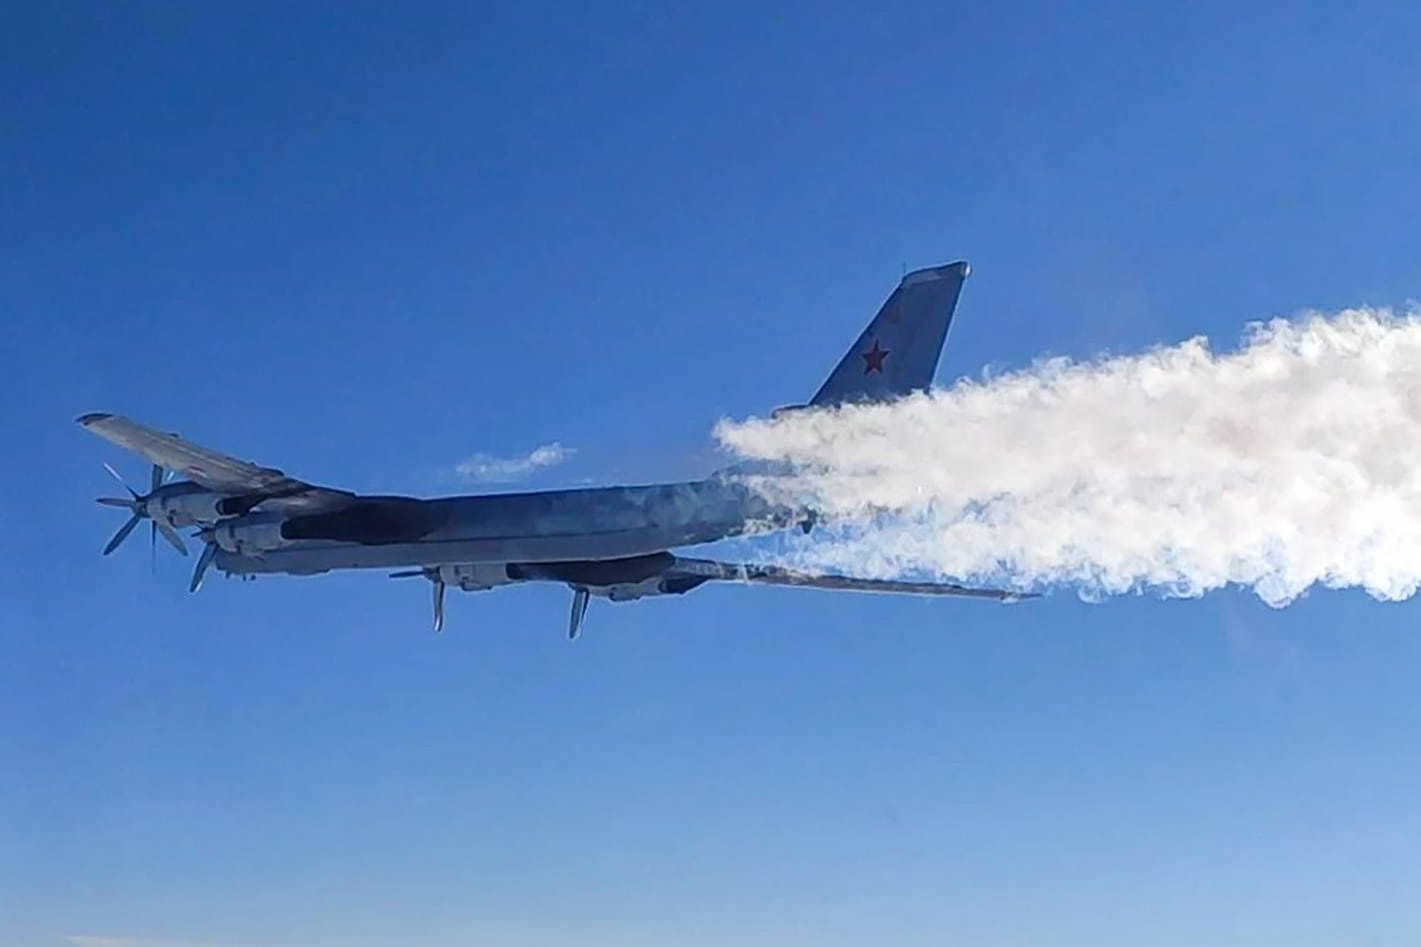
861 339 889 374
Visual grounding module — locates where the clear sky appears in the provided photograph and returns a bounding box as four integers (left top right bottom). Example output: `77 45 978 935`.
5 3 1421 945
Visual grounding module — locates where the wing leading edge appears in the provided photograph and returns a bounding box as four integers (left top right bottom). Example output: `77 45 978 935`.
77 413 353 510
668 556 1030 601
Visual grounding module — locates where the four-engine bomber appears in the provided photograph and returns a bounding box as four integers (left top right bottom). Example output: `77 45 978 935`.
81 260 1031 636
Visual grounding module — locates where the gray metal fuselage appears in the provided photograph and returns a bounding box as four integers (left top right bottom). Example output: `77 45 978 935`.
214 476 795 577
80 261 1022 629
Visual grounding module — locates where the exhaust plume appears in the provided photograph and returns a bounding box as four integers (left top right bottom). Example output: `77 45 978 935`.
717 308 1421 606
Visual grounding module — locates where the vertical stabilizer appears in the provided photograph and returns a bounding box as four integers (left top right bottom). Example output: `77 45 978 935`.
809 261 969 407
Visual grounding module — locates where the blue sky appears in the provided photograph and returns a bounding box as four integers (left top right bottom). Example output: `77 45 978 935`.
5 2 1421 945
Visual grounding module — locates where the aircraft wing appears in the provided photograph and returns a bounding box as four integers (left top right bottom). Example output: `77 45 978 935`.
77 412 354 510
668 556 1031 601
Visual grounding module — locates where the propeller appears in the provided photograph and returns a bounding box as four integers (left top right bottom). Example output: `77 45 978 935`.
433 578 445 632
96 463 188 558
390 570 595 638
390 568 445 631
568 586 590 639
189 537 218 593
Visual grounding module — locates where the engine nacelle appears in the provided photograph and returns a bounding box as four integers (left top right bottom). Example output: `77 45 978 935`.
597 574 709 602
505 554 712 602
432 563 516 592
599 577 663 602
149 490 228 528
209 513 287 556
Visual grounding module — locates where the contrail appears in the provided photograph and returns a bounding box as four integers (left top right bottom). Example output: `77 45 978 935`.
716 307 1421 606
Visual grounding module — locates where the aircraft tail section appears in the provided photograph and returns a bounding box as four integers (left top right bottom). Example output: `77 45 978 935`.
807 261 969 407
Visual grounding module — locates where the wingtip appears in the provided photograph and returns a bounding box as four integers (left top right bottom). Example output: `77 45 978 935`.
76 412 113 427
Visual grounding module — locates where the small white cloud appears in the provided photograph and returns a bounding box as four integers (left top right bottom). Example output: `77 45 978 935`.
456 442 575 482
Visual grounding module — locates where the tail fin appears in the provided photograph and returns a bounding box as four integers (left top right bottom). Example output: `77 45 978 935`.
808 261 969 407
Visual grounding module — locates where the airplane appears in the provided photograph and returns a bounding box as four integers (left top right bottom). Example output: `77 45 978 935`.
79 260 1029 637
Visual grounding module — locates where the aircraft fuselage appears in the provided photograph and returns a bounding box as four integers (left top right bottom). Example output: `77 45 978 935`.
213 476 800 577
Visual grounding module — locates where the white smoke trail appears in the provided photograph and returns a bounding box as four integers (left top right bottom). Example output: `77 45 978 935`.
716 308 1421 606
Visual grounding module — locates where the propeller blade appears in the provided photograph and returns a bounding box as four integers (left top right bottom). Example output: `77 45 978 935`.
103 462 139 499
150 520 157 574
157 520 189 556
389 569 426 579
150 464 164 493
568 586 590 639
190 542 217 593
103 514 141 555
432 579 446 632
96 497 135 508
